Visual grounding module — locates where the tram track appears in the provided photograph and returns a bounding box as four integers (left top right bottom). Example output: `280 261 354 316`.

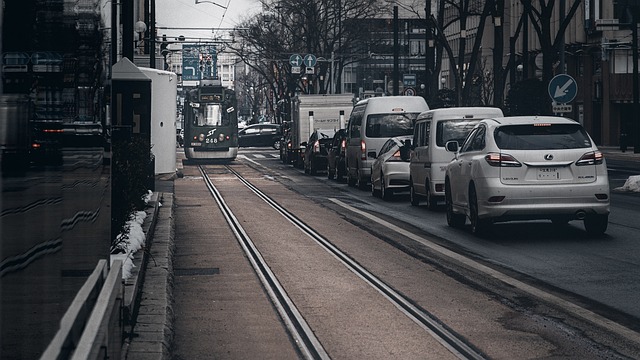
198 164 487 360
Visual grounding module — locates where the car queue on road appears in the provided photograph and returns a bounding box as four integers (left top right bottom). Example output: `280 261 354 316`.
279 95 612 237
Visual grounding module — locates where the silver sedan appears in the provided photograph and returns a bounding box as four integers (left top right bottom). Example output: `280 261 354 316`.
371 135 412 200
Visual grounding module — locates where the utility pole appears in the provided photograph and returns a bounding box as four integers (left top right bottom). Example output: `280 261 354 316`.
559 0 565 74
122 0 134 60
493 0 504 107
425 0 433 100
150 0 156 69
393 6 399 96
632 7 639 153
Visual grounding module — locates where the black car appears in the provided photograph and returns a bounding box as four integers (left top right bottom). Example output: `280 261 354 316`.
303 129 335 175
238 124 282 149
326 129 347 181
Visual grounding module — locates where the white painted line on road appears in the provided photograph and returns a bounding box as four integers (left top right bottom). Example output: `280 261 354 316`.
329 198 640 345
253 154 266 159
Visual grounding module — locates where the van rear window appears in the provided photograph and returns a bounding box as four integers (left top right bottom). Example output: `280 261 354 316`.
366 113 418 138
436 119 479 147
494 124 592 150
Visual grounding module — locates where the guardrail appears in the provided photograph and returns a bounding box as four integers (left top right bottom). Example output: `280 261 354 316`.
40 259 124 360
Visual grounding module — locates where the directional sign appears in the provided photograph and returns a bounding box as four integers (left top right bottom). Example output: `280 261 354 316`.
289 54 303 67
548 74 577 104
303 54 317 67
182 45 201 81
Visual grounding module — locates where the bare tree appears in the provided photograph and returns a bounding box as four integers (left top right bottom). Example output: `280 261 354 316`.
227 0 386 112
477 57 495 105
521 0 582 82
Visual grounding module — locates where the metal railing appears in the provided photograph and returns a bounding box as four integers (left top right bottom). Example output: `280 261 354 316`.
40 259 124 360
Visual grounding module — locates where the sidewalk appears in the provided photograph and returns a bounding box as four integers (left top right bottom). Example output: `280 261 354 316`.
120 173 176 360
600 146 640 161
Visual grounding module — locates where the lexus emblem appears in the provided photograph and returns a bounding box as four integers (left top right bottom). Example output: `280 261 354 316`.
544 154 554 161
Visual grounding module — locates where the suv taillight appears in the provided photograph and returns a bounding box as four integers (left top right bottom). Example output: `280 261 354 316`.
360 140 367 160
484 152 522 167
313 140 320 153
576 151 604 166
341 139 346 152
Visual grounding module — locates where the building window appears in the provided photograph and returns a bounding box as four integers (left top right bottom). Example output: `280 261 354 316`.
611 49 635 74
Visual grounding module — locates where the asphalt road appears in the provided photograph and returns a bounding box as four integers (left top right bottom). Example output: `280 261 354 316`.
240 148 640 324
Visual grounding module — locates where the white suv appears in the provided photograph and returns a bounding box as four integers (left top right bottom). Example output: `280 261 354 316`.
444 116 610 236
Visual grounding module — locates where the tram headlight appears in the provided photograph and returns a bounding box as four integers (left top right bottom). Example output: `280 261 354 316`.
198 133 205 141
218 133 225 142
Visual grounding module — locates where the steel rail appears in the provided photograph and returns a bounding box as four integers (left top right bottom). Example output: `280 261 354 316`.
224 165 487 360
198 166 330 360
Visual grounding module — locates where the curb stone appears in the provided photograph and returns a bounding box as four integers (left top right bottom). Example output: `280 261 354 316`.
121 193 175 360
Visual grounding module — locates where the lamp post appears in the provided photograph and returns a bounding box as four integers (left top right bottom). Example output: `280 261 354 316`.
135 21 147 54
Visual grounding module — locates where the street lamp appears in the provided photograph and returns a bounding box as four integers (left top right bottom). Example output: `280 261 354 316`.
135 21 147 54
195 0 227 9
517 64 523 81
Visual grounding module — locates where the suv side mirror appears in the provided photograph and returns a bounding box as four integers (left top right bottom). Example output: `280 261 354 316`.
445 140 459 152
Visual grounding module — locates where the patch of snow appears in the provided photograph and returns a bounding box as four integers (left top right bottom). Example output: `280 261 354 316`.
110 190 153 280
615 175 640 193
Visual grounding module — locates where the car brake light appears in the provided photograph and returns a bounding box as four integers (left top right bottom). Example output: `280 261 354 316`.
313 140 320 153
341 139 346 151
360 140 367 160
387 150 402 162
576 151 604 166
484 152 522 167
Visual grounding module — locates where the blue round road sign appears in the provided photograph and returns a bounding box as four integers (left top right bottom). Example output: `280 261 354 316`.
548 74 577 104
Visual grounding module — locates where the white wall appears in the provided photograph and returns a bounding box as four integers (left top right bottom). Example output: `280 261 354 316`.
140 67 177 174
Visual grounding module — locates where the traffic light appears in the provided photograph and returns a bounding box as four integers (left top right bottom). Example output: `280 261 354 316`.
160 34 169 70
160 34 168 54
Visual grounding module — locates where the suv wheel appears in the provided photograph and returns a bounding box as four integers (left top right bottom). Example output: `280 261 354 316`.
469 186 490 235
445 181 465 228
584 214 608 236
273 140 281 150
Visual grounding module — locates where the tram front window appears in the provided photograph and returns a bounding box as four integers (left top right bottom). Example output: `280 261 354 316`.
194 104 230 126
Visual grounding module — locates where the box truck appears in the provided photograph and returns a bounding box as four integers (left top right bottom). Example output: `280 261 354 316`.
282 94 354 167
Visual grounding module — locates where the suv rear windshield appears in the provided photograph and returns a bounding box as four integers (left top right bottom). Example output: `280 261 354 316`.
366 113 418 138
494 124 592 150
436 119 480 147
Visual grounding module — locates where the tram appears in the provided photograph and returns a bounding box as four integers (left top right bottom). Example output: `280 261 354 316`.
184 79 238 161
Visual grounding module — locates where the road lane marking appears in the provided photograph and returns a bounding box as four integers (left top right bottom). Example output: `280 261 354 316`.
329 198 640 345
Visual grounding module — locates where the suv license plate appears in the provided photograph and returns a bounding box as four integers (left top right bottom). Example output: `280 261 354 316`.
537 167 559 180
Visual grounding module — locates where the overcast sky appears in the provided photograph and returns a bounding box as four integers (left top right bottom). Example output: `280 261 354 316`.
155 0 259 40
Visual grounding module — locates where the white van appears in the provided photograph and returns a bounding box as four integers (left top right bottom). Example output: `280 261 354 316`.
408 107 504 208
345 96 429 188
